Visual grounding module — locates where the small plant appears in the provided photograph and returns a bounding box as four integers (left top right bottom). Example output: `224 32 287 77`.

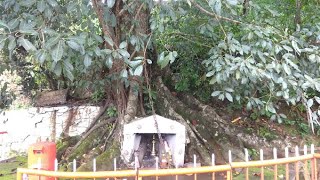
258 127 278 140
107 106 117 117
91 89 105 103
248 148 258 160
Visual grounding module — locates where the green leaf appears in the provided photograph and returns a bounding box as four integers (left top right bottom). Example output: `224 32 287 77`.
20 0 36 7
36 50 48 64
0 36 7 50
119 41 127 49
37 0 46 12
47 0 58 7
172 51 178 58
84 54 92 68
0 20 10 31
130 36 137 45
17 37 36 51
225 87 234 92
309 54 316 62
64 68 74 81
266 103 276 113
226 0 238 5
92 34 103 43
19 29 38 35
214 0 222 15
159 56 170 69
235 70 240 79
107 0 115 8
218 94 225 100
129 59 142 68
106 56 113 68
118 49 130 58
307 99 313 108
246 101 252 110
186 0 191 6
134 65 143 76
63 60 74 71
45 35 61 49
206 71 215 77
51 40 64 62
66 40 80 51
110 14 117 27
8 19 19 29
8 36 16 51
67 3 76 12
211 91 221 97
121 69 128 78
102 49 112 55
225 93 233 102
282 63 291 75
291 40 300 54
168 52 175 62
283 45 293 52
53 62 62 76
104 36 114 47
112 51 121 59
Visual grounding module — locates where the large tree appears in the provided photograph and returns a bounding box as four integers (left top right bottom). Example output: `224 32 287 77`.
1 0 320 170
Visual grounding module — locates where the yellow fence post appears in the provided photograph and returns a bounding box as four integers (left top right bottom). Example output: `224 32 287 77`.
228 150 233 180
313 156 317 180
295 146 300 180
226 170 232 180
285 147 289 180
16 169 22 180
244 148 249 180
212 153 215 180
260 149 264 180
273 148 278 180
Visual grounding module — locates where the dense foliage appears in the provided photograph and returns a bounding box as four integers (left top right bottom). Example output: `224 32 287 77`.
1 0 320 132
155 0 320 131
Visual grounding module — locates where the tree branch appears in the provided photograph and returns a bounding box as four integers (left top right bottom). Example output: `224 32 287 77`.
190 0 242 24
70 117 116 154
92 0 118 49
117 0 137 18
129 3 145 34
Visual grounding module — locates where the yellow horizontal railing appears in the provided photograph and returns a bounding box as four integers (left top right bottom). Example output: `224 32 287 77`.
17 153 320 180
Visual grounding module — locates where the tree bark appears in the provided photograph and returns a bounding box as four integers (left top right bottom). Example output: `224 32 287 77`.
62 107 77 138
60 0 303 170
295 0 302 29
50 110 57 142
155 77 297 164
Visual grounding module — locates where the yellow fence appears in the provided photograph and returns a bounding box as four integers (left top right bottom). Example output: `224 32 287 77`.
17 153 320 180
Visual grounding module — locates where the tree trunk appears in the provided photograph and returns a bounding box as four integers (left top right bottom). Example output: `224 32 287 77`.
65 76 300 171
295 0 302 29
50 110 57 142
61 107 77 138
60 0 300 171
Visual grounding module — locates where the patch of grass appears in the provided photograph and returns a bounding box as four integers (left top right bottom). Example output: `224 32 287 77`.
233 165 286 179
0 156 27 180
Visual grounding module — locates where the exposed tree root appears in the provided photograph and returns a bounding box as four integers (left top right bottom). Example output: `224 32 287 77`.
65 117 116 158
84 101 110 134
62 107 78 138
61 77 300 170
155 77 298 164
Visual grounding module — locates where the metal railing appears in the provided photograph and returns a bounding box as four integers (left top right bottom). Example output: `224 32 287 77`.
17 145 320 180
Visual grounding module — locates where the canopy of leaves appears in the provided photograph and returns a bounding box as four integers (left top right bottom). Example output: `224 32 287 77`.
1 0 320 132
152 0 320 130
0 0 158 101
